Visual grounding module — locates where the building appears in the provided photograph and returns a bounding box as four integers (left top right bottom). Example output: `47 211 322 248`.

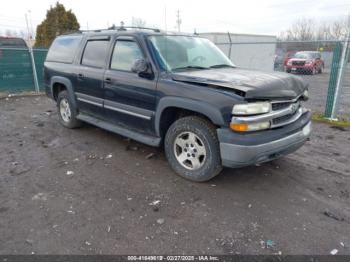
200 32 277 71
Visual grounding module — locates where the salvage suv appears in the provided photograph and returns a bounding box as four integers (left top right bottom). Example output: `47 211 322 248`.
44 27 311 182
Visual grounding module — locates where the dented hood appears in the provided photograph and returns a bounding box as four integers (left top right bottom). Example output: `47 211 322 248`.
171 68 307 100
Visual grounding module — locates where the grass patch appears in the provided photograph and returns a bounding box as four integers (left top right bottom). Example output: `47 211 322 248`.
312 112 350 127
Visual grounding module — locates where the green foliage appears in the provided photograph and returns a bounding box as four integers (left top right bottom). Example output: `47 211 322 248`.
35 2 80 47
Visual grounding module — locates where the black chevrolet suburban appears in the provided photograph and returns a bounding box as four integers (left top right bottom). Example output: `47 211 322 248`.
44 27 311 182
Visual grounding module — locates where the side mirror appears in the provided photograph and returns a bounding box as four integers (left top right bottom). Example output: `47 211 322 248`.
131 58 148 74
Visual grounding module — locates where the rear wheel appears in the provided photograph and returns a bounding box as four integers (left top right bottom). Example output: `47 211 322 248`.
164 116 222 182
57 90 82 129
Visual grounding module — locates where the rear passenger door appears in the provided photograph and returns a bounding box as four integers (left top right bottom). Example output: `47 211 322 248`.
75 36 110 117
103 36 157 134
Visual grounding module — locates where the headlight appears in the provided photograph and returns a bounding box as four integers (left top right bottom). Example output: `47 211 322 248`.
287 60 292 65
232 102 271 115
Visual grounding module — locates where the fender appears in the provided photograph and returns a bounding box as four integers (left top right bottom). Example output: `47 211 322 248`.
155 96 226 136
50 76 77 109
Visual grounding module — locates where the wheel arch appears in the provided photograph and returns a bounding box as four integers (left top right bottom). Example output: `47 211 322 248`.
155 97 226 138
50 76 77 109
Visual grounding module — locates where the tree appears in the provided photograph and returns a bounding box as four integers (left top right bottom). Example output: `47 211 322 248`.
283 18 316 41
279 16 350 41
35 2 80 47
131 17 146 28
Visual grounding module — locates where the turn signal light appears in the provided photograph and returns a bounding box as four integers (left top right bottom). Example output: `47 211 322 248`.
230 123 248 132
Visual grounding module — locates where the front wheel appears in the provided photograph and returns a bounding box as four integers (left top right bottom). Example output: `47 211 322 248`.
164 116 223 182
311 67 317 75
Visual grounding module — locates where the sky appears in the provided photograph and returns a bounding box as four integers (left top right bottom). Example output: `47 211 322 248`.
0 0 349 37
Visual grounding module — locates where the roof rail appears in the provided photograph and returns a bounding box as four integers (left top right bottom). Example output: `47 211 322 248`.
77 24 162 34
108 24 161 33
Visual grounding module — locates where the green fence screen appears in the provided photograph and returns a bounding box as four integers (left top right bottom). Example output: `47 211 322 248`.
33 49 48 91
0 47 48 93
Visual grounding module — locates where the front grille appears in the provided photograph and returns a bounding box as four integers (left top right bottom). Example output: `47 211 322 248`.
292 61 305 66
272 101 291 111
272 113 295 125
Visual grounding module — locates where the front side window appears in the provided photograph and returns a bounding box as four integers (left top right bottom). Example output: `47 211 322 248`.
81 40 109 68
110 40 143 71
149 35 234 71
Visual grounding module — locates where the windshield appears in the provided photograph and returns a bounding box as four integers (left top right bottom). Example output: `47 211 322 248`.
148 35 234 71
294 52 312 59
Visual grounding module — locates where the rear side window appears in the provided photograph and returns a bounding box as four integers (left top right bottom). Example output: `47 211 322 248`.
110 40 143 71
46 36 82 63
81 40 109 68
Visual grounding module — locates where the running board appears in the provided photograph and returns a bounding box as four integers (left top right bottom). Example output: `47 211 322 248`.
77 113 161 147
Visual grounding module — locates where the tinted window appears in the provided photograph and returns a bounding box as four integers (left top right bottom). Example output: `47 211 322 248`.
110 41 143 71
81 40 109 68
46 36 82 63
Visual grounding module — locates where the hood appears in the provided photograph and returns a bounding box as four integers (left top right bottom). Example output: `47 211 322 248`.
171 68 307 100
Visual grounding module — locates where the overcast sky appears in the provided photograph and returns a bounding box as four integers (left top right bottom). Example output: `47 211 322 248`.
0 0 349 36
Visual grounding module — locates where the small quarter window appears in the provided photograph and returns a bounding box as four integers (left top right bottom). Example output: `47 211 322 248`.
81 40 109 68
110 41 143 71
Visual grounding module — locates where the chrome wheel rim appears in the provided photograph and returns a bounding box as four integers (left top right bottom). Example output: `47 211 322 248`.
59 98 71 122
173 131 206 170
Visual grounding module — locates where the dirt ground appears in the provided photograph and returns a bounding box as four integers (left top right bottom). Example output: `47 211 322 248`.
0 95 350 255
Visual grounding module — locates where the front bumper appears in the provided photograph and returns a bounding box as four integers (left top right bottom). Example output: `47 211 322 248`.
218 111 311 168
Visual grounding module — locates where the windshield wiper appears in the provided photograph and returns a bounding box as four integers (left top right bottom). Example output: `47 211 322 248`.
209 64 235 68
173 66 209 71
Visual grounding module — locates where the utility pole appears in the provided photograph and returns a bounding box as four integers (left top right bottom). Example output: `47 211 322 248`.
176 9 182 32
28 10 34 40
164 5 167 31
25 13 39 93
25 13 31 42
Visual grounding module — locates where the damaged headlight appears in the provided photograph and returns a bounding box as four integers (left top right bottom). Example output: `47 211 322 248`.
232 102 271 115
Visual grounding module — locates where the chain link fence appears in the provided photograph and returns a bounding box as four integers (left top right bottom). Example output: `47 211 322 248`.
1 35 349 120
203 33 350 120
0 47 48 93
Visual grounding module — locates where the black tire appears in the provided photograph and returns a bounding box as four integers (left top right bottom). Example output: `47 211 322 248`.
164 116 223 182
311 67 317 75
286 69 291 73
57 90 82 129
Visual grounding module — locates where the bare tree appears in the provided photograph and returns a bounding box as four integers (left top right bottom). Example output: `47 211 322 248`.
5 29 18 37
131 17 146 28
280 16 350 41
283 18 316 41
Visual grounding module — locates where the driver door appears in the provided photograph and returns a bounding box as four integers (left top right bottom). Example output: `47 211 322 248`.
103 36 157 134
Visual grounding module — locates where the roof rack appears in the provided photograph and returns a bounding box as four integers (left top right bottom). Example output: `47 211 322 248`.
108 24 161 33
78 23 162 34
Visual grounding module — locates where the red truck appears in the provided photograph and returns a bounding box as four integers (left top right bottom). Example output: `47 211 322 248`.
285 51 324 75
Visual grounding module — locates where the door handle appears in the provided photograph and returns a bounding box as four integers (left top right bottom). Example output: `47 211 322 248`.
77 73 84 80
104 78 112 84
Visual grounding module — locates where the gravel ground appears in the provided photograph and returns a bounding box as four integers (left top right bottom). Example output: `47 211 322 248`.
0 95 350 255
